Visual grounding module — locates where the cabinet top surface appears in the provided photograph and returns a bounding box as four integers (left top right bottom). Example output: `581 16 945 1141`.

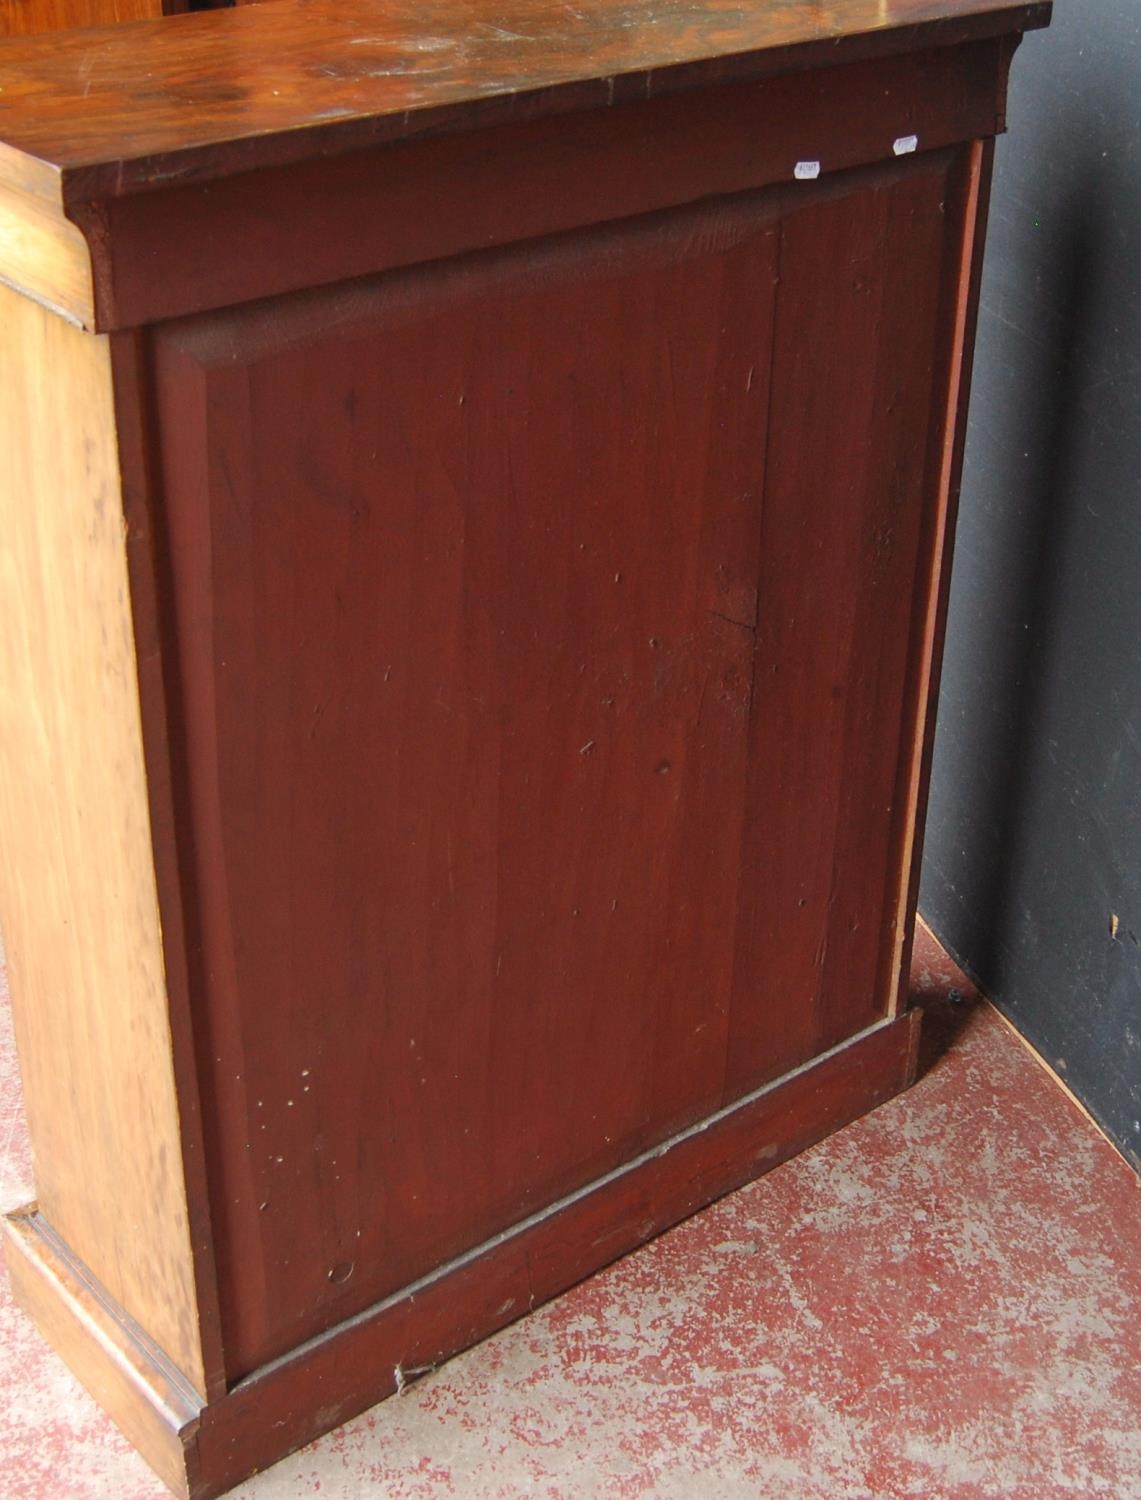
0 0 1049 202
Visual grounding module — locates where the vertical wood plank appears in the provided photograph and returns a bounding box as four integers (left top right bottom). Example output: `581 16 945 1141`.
725 152 965 1095
111 330 229 1398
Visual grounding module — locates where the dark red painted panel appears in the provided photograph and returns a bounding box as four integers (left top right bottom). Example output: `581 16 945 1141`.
152 152 970 1381
154 197 780 1376
725 152 965 1095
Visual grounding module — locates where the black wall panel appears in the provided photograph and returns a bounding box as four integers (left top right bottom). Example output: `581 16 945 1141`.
921 0 1141 1168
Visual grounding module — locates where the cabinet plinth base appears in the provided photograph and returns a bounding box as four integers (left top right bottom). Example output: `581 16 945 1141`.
3 1208 202 1496
4 1008 920 1500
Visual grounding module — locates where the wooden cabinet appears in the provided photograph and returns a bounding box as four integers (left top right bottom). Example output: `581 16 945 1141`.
0 0 1049 1494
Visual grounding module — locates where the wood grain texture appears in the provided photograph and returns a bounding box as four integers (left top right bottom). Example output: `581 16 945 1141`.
0 0 1050 203
724 152 963 1095
88 38 1012 331
0 176 94 325
3 1209 201 1498
151 194 780 1378
110 329 230 1400
0 0 160 37
0 281 207 1394
144 150 965 1383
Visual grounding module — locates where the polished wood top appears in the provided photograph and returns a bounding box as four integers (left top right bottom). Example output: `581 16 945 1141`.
0 0 1050 203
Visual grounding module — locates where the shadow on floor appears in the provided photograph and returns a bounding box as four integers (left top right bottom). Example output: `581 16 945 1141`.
909 920 985 1082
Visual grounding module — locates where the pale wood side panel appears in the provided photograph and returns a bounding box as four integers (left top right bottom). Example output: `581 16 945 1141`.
0 281 207 1393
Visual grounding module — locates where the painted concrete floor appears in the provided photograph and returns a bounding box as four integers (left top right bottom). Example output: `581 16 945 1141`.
1 926 1138 1500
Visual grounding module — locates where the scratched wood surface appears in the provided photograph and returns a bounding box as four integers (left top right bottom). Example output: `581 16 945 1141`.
150 195 777 1377
1 36 1015 333
143 146 965 1379
0 0 1050 200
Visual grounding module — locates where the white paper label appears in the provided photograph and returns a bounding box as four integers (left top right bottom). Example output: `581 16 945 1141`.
893 134 919 156
794 160 821 180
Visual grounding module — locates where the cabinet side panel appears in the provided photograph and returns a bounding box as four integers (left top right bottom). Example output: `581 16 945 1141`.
0 282 207 1394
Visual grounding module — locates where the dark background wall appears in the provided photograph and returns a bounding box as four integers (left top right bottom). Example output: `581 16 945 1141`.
921 0 1140 1168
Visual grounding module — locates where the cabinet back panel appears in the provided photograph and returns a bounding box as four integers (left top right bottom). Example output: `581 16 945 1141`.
151 159 959 1378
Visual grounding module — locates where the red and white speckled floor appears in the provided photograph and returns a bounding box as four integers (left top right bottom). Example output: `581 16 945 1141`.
1 925 1139 1500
